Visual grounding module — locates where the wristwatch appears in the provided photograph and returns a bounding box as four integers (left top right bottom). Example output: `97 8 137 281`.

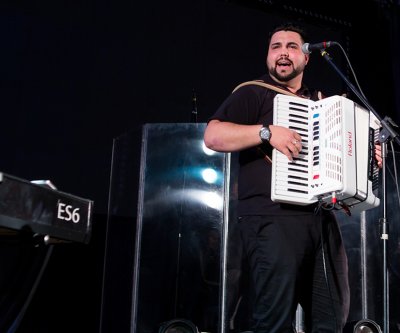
259 125 271 143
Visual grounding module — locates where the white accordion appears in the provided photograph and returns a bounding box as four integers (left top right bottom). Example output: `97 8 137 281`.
271 94 380 212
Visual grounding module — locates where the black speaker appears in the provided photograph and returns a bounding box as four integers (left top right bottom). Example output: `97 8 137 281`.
158 319 198 333
353 319 382 333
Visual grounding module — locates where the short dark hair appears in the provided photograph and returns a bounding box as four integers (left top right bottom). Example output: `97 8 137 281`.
268 22 308 45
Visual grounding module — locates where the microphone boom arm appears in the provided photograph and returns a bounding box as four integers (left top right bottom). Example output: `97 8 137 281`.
320 50 400 146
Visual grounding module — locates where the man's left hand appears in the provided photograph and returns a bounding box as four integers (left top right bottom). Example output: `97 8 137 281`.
375 143 383 168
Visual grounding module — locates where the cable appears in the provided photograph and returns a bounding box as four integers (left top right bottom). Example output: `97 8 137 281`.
334 43 368 101
6 243 54 333
386 147 400 283
313 205 339 331
319 212 338 333
387 144 400 207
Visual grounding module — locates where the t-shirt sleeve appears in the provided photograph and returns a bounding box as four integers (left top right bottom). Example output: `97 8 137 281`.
208 85 265 125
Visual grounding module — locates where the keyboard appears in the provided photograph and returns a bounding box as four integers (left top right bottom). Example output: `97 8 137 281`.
0 172 93 243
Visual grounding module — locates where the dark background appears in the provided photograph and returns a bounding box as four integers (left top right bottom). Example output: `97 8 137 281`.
0 0 399 332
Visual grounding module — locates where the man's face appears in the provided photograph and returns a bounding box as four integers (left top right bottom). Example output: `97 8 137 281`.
266 30 309 83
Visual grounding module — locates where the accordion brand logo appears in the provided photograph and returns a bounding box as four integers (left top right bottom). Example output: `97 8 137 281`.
347 131 353 157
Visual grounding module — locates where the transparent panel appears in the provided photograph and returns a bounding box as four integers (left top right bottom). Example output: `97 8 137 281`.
132 123 230 333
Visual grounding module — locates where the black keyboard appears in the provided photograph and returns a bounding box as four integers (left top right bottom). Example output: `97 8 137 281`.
0 172 93 244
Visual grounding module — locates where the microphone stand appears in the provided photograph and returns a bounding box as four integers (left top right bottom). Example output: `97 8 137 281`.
319 49 400 333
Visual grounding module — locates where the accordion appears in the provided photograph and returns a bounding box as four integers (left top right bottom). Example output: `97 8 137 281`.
271 94 380 212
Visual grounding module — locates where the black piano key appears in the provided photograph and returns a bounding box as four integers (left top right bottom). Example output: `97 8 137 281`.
288 181 308 187
288 188 309 194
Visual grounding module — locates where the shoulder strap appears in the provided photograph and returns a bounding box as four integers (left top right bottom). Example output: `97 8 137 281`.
232 80 299 97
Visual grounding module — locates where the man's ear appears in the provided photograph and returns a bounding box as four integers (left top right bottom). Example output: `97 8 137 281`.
304 54 310 65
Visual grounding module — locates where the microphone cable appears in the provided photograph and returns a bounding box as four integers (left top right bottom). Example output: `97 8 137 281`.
385 144 400 283
329 42 369 102
319 213 338 333
387 142 400 208
313 205 339 332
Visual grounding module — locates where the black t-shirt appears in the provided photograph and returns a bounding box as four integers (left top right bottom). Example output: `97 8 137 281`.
210 74 320 216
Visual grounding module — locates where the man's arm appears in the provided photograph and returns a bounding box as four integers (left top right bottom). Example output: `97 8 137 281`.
204 119 303 161
203 119 263 152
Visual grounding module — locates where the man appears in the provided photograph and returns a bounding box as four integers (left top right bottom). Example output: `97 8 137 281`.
204 23 381 332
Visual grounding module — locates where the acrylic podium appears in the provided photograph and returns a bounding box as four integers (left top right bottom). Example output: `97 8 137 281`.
101 123 237 333
131 123 232 333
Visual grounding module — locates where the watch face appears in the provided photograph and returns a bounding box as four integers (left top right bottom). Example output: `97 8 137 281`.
260 127 270 141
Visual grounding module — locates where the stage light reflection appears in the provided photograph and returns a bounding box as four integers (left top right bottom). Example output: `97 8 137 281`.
202 142 217 156
186 189 223 210
201 168 218 184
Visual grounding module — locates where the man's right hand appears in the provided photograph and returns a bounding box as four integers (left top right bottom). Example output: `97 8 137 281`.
269 125 302 161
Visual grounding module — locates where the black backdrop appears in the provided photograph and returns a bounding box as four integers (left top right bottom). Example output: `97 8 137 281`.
1 0 398 213
0 0 399 332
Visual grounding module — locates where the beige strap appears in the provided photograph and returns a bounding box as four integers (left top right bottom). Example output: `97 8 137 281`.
232 80 299 97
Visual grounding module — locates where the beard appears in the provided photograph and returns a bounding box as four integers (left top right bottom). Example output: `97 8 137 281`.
268 60 306 82
268 65 301 82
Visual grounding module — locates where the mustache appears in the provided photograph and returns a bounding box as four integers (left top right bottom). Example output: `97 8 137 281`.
276 57 293 65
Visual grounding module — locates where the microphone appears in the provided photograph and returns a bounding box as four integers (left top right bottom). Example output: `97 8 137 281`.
301 41 336 54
